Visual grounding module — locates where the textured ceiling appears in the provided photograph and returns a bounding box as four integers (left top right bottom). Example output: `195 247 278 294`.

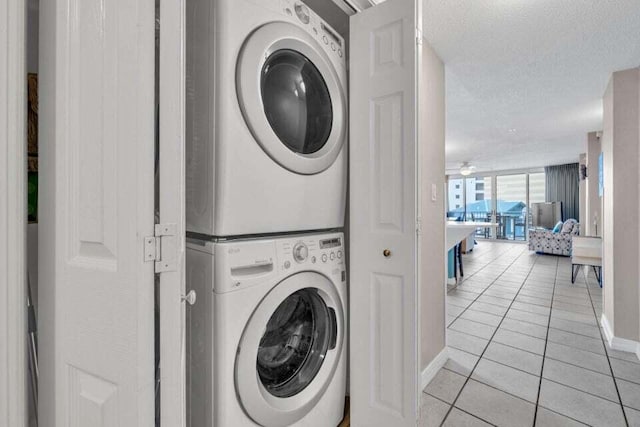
423 0 640 175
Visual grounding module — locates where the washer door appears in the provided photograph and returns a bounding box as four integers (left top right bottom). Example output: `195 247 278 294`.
237 22 346 175
235 272 344 427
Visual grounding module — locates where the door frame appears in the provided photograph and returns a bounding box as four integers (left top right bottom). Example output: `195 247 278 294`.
158 0 187 424
0 0 27 426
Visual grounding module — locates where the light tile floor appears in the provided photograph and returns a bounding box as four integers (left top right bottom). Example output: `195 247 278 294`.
422 241 640 427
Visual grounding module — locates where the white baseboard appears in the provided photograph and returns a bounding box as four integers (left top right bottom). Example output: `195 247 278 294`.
601 314 640 360
420 347 449 390
601 314 614 345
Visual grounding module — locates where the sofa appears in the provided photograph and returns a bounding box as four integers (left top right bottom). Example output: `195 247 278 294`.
528 219 580 256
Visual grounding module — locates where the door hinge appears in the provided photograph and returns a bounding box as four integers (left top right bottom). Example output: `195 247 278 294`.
416 28 423 45
416 217 423 235
145 223 178 273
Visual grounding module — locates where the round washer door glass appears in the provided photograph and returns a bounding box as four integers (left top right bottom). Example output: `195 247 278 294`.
256 288 333 398
261 49 333 155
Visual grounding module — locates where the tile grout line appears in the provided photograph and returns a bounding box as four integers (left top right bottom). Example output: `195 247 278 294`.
439 246 540 426
453 406 498 426
453 243 518 285
583 267 630 426
431 365 618 421
532 406 590 427
449 319 625 378
422 387 499 426
439 358 623 405
446 245 531 331
531 255 559 426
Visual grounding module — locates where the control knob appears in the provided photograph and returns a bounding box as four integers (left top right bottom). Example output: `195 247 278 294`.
293 242 309 263
294 2 310 24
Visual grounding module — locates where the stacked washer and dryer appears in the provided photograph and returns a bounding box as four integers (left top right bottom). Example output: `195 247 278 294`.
185 0 348 426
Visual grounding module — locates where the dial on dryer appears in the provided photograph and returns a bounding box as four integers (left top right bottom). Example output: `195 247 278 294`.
293 242 309 263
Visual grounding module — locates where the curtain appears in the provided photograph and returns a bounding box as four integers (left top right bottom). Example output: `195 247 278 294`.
545 163 579 221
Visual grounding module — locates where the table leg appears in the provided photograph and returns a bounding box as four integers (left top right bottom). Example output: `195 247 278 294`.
453 246 458 282
593 266 601 286
571 264 579 284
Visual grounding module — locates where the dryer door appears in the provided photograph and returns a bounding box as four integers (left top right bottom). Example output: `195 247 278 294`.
237 22 347 175
235 272 344 426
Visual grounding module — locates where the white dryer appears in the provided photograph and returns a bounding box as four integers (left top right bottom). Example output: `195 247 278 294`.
186 0 348 237
186 232 347 427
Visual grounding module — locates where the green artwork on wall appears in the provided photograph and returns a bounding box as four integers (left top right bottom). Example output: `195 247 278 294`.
28 172 38 223
27 73 38 223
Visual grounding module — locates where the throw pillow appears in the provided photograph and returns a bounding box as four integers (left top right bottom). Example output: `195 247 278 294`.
552 221 563 233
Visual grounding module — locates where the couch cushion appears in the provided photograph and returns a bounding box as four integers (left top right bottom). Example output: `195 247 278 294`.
561 219 578 234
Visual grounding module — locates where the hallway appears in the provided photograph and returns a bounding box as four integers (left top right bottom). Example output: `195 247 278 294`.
422 242 640 426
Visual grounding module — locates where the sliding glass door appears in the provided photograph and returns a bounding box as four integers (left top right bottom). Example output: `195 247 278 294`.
464 176 493 238
448 169 544 241
496 174 527 241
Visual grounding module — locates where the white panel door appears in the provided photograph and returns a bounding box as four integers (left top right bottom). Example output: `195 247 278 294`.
349 0 420 426
38 0 157 425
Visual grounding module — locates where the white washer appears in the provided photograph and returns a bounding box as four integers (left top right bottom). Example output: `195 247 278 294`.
186 0 348 237
186 232 347 427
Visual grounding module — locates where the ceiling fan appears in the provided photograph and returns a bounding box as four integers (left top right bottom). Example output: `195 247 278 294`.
460 162 477 176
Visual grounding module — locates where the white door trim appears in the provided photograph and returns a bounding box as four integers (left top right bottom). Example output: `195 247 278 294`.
0 0 27 425
158 0 187 424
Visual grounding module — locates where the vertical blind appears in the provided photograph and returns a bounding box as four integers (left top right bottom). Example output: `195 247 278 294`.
545 163 579 221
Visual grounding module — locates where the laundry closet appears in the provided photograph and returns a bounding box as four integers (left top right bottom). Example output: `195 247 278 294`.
11 0 445 426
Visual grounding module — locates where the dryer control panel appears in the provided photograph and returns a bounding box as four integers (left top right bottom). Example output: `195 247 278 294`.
280 0 346 66
212 232 345 294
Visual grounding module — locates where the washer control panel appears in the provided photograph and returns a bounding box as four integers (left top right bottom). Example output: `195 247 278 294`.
280 0 346 64
211 232 345 293
278 233 343 270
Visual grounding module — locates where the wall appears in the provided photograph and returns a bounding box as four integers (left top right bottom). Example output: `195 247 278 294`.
419 41 446 371
0 0 27 425
602 67 640 343
27 0 38 73
578 153 586 228
585 131 601 236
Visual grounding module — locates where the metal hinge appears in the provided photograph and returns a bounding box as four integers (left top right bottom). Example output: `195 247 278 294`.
416 28 423 45
144 223 178 273
416 217 423 235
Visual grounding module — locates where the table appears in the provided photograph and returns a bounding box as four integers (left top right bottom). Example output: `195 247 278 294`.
446 221 497 250
571 236 602 286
